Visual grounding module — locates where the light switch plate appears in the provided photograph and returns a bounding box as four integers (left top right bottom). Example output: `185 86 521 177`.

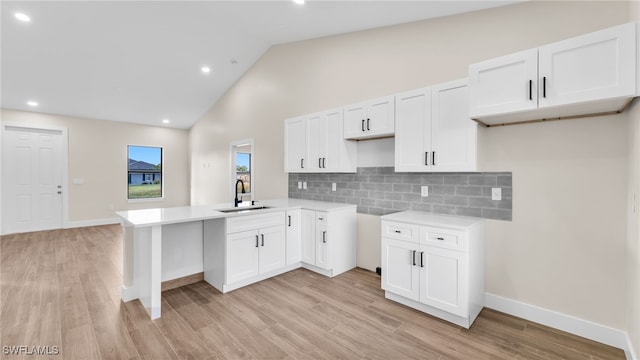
332 183 337 191
421 186 428 197
492 187 502 201
298 181 302 189
303 182 307 190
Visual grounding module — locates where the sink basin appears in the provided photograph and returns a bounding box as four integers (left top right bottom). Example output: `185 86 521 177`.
218 206 271 214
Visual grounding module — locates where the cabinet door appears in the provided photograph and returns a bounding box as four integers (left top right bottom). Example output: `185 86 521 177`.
323 108 344 172
300 210 316 265
394 87 431 172
538 22 636 108
284 117 307 172
226 230 260 284
306 112 326 172
343 102 367 139
315 221 329 270
366 96 395 138
419 246 468 317
431 80 477 172
285 210 302 265
469 48 538 118
258 225 286 274
382 238 420 302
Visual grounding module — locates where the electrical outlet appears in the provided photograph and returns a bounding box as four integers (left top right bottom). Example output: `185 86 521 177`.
303 182 307 190
421 186 429 197
332 183 337 191
298 181 302 189
492 187 502 201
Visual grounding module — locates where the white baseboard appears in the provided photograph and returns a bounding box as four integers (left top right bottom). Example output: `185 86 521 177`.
625 332 638 360
485 293 634 359
64 217 121 229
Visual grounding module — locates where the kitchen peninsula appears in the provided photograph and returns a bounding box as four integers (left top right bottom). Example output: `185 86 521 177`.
116 199 356 319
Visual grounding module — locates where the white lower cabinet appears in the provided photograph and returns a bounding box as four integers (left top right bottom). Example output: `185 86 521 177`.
285 210 302 266
205 211 286 293
301 208 356 277
226 217 285 285
204 205 356 293
381 212 485 328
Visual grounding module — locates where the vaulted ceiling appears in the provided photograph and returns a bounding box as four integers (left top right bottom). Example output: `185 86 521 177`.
1 1 520 129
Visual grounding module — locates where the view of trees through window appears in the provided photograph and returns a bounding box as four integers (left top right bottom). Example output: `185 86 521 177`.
128 145 163 199
236 152 251 194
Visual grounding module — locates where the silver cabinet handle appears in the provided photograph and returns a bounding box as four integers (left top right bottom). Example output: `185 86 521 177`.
412 250 416 266
322 231 327 243
420 252 424 268
261 234 265 247
255 235 259 248
425 152 429 166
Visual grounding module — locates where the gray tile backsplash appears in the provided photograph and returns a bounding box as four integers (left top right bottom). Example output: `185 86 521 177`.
288 167 512 221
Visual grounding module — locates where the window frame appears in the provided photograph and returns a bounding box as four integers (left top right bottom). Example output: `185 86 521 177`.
127 145 164 202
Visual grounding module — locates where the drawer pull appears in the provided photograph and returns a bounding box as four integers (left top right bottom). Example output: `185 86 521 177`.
394 230 401 234
436 237 445 241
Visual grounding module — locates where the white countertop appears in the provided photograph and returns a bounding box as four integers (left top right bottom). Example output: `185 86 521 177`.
115 198 356 227
381 211 484 230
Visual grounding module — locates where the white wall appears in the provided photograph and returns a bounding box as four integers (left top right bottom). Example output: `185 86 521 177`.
1 109 190 225
627 3 640 358
190 0 631 332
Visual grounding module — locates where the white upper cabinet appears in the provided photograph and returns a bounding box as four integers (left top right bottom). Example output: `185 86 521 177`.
285 109 356 173
394 87 432 172
395 79 477 172
469 22 636 125
431 80 477 172
469 49 538 118
344 95 395 139
538 23 636 108
284 116 306 172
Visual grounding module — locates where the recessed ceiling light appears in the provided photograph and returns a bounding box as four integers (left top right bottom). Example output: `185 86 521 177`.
201 66 211 74
27 101 38 107
293 0 304 4
162 119 170 124
14 13 31 22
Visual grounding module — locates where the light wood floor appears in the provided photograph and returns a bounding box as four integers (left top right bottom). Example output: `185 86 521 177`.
0 225 625 360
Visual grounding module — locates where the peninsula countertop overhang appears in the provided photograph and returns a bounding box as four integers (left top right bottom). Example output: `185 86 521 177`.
115 198 357 227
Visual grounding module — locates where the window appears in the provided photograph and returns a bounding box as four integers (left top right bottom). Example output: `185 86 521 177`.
236 151 251 194
128 145 163 199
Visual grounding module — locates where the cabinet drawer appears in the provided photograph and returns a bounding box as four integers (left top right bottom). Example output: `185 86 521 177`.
421 227 467 251
381 221 419 243
226 212 285 234
316 212 327 227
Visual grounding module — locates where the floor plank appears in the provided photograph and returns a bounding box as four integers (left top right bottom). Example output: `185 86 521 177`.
0 225 626 360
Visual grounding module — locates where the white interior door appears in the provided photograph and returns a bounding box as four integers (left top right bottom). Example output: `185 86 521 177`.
2 125 64 234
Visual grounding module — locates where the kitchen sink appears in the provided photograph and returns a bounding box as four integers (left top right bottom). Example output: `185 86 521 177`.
218 206 271 214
